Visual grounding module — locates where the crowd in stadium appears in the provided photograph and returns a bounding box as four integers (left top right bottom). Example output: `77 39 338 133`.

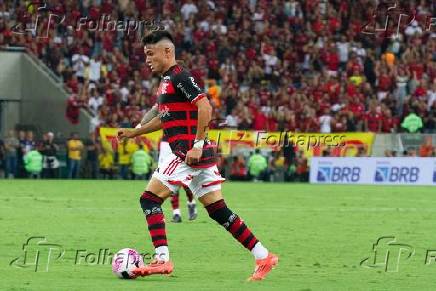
1 1 436 180
0 0 435 134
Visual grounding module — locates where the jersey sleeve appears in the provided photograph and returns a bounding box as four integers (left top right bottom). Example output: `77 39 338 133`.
174 70 207 104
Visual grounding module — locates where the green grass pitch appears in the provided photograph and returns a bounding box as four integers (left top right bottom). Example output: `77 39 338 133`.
1 180 436 290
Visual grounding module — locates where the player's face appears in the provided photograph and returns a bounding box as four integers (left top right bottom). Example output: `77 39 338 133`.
144 45 165 73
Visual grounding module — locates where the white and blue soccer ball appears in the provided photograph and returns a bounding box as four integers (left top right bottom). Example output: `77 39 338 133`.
112 248 144 279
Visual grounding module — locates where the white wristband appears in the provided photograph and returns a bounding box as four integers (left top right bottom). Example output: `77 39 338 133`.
193 139 204 149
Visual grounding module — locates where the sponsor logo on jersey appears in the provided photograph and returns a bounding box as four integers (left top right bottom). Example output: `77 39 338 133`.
190 77 201 91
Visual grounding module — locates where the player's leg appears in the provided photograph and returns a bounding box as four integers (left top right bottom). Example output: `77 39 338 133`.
184 186 197 220
199 190 278 281
134 154 189 277
192 167 278 281
141 177 172 258
170 190 182 222
135 177 174 277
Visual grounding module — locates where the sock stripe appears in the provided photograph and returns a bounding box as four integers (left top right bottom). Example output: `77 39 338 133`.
153 239 168 247
234 224 247 238
151 235 167 241
148 223 165 230
149 228 166 237
141 191 163 204
247 238 258 250
242 234 255 247
237 228 252 243
205 199 226 214
229 217 243 233
206 199 260 253
146 213 164 225
140 192 168 250
171 193 180 209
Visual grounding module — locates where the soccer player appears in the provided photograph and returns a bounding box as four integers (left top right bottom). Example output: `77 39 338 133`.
137 108 197 222
118 30 278 281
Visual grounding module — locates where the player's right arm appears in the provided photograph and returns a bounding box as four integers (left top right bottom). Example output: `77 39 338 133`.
117 116 162 140
137 104 159 127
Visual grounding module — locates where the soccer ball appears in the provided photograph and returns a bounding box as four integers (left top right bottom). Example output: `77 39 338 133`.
112 248 144 279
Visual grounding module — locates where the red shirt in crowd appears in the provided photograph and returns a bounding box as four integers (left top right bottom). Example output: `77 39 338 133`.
365 111 382 132
409 63 424 80
378 74 392 91
381 115 399 133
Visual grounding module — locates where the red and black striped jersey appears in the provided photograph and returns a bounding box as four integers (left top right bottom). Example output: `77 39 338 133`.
157 65 216 168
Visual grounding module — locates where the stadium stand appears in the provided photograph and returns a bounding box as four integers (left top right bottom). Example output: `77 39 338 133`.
1 0 435 180
1 0 435 134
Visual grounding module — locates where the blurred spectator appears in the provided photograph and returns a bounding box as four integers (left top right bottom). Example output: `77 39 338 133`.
286 161 297 182
401 108 423 133
41 132 60 179
23 148 43 179
87 88 104 117
230 155 248 181
24 131 36 154
16 130 27 178
283 133 296 167
381 109 399 133
83 133 99 179
406 148 418 157
66 92 83 125
364 104 382 133
319 109 333 133
247 149 268 181
4 129 19 178
99 146 114 180
225 109 239 128
419 136 434 157
0 138 5 178
131 144 153 180
66 132 84 179
356 147 368 157
295 150 309 182
424 109 436 133
117 139 137 180
270 151 286 182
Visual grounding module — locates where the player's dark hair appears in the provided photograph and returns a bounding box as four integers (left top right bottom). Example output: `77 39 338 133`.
142 30 174 45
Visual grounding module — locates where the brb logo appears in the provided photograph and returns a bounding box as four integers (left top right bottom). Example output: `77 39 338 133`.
433 163 436 183
317 166 361 183
374 166 419 183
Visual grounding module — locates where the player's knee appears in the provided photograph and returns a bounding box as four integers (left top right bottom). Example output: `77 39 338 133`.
205 199 236 226
140 191 163 213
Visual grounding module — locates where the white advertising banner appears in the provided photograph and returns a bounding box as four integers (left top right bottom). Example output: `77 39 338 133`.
310 157 436 185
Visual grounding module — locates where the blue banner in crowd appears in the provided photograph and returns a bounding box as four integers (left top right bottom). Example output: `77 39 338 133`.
310 157 436 185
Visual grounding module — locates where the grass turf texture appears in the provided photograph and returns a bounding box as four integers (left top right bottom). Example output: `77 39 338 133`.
1 180 436 290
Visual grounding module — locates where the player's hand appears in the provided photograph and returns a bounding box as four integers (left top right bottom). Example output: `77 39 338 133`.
185 148 202 165
117 129 134 140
